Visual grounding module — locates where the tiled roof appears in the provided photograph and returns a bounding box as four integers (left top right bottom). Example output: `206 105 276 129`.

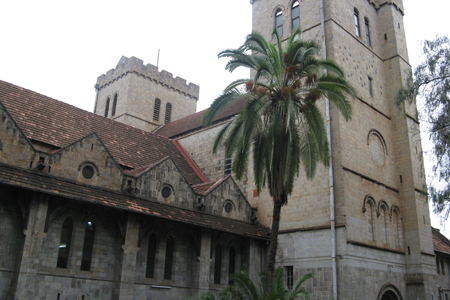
0 80 204 185
0 163 270 240
155 97 246 138
432 227 450 255
192 180 223 195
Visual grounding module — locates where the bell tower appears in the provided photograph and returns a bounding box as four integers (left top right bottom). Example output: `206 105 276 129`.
249 0 435 299
94 56 199 132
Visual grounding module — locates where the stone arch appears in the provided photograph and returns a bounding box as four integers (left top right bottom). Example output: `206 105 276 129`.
391 206 403 248
377 284 403 300
363 195 377 241
377 200 390 217
367 129 388 166
378 201 390 245
274 6 284 37
80 213 103 230
53 208 82 225
226 240 242 279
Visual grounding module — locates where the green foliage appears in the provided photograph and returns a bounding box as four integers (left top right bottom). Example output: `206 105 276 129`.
187 267 312 300
396 36 450 218
202 27 354 296
202 28 355 205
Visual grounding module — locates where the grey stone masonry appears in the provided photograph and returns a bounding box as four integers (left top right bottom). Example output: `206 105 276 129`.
95 56 199 131
97 56 199 100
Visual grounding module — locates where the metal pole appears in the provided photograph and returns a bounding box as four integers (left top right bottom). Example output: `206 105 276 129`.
320 1 338 299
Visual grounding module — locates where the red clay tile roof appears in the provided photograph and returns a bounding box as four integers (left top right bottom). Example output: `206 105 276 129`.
155 97 246 138
0 163 270 240
0 80 204 185
432 227 450 255
192 180 221 195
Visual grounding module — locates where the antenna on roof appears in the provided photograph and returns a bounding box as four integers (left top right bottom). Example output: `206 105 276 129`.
157 49 160 70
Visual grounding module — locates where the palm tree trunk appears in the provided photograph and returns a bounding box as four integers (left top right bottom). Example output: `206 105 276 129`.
265 198 283 297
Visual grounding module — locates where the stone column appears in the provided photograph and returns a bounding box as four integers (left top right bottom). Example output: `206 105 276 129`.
13 192 49 300
116 213 140 300
196 228 212 293
248 238 262 283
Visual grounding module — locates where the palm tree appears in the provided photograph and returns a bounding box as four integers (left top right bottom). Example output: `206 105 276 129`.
227 267 312 300
202 28 355 295
186 267 312 300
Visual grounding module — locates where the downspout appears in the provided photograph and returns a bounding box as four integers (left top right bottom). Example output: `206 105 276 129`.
320 1 338 299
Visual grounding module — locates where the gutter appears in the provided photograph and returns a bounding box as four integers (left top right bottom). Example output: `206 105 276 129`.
320 1 338 299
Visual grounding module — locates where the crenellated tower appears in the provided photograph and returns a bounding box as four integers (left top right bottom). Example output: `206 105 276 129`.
249 0 435 299
94 56 199 131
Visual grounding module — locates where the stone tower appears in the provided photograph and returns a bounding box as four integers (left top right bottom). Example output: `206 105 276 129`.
249 0 436 299
94 56 199 131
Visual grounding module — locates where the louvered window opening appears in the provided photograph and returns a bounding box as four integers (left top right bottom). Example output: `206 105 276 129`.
165 103 172 124
111 93 118 116
153 98 161 121
104 97 110 117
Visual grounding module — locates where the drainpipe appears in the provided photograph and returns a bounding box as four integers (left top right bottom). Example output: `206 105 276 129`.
93 84 100 114
320 1 338 299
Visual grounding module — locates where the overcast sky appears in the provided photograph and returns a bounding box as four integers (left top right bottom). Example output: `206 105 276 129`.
0 1 448 235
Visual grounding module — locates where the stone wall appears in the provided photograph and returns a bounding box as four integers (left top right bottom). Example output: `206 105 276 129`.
178 124 229 182
0 190 265 299
95 56 199 131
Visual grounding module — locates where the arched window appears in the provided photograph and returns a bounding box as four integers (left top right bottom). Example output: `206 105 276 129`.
104 97 110 117
365 198 376 241
214 245 222 284
354 8 360 37
57 217 73 269
392 208 403 248
153 98 161 121
146 234 157 278
81 221 95 271
380 205 389 245
292 1 299 30
164 236 174 280
275 9 283 37
111 93 118 116
365 17 371 46
228 247 236 285
164 103 172 124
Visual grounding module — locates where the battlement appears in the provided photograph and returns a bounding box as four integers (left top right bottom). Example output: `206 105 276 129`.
96 56 200 100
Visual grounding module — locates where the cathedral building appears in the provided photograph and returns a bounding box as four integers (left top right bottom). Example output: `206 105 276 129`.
1 0 450 300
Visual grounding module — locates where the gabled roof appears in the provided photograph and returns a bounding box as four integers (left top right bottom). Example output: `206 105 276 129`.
155 97 246 138
0 80 204 185
0 163 270 240
192 179 224 195
432 227 450 256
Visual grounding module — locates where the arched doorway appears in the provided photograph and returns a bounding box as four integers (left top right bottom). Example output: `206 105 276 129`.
377 284 403 300
381 290 399 300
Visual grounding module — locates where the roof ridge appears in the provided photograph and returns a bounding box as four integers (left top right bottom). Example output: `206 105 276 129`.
0 79 206 185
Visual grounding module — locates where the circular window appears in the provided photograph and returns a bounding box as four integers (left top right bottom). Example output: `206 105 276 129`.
225 202 233 213
82 165 94 179
161 186 172 198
